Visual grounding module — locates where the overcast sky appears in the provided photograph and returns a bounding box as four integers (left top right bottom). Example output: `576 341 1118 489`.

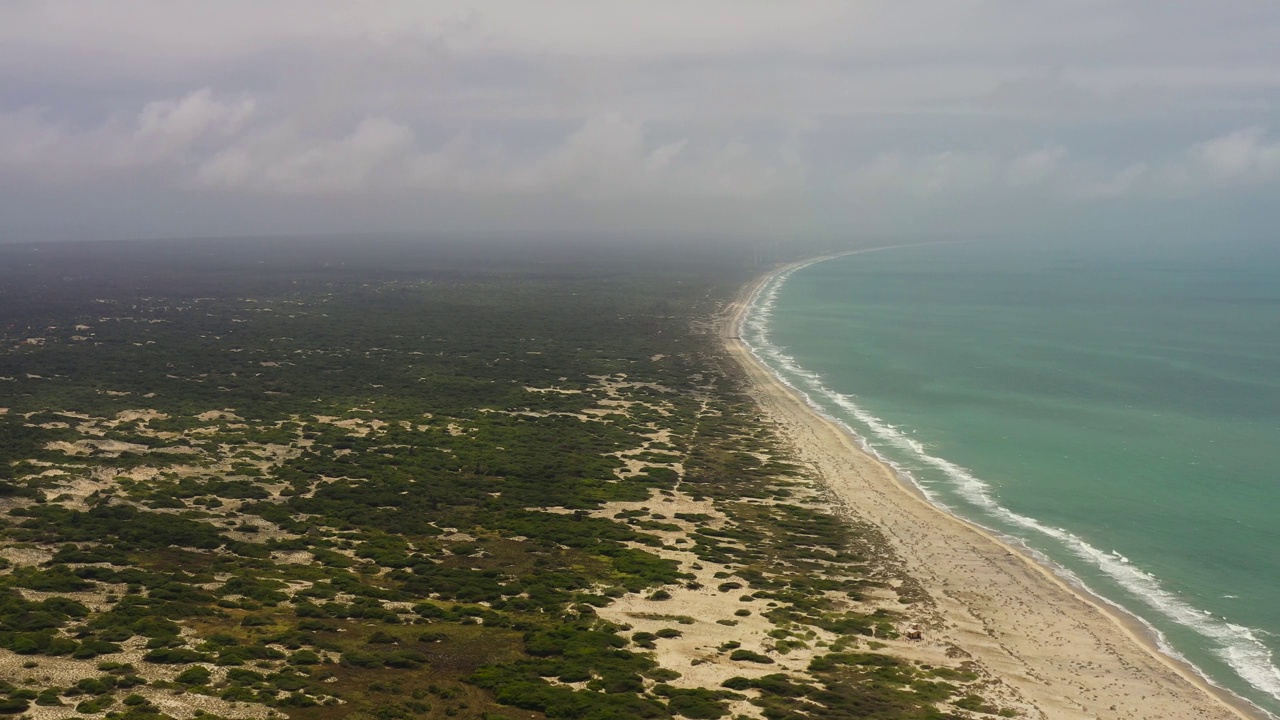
3 1 1279 243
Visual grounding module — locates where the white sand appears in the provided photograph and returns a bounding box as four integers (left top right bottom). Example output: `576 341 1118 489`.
724 264 1263 720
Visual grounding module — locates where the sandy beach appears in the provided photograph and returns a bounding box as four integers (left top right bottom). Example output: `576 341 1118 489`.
723 259 1265 720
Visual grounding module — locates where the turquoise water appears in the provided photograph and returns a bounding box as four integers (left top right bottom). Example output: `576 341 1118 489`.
742 240 1280 717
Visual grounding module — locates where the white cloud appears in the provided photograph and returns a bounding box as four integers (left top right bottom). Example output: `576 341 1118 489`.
1184 126 1280 184
132 89 255 161
0 89 254 180
1080 163 1151 200
1007 146 1069 186
198 116 417 194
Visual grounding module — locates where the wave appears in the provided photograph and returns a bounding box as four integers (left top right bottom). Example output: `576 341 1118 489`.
740 258 1280 717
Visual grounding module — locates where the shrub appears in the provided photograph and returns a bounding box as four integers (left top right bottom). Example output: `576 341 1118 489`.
666 692 727 719
288 650 322 665
340 651 383 669
75 696 115 714
728 649 773 664
226 669 265 685
721 677 751 690
175 666 212 685
142 648 210 664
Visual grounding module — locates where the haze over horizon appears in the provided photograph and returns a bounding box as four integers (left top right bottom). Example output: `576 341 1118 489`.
3 2 1280 244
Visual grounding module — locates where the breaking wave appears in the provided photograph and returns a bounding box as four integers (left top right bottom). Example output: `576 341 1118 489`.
739 256 1280 717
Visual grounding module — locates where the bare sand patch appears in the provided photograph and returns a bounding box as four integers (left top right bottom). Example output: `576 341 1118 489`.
46 439 150 457
0 545 55 567
196 410 243 422
114 409 168 424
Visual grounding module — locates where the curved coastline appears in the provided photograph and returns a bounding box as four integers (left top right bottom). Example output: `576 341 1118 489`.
722 251 1269 720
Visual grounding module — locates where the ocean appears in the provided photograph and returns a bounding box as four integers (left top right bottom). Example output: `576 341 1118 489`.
741 239 1280 718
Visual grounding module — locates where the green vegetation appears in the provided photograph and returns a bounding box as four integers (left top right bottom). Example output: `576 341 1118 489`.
0 238 1007 719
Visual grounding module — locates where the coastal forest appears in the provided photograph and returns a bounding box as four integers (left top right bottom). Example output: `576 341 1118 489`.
0 238 1013 720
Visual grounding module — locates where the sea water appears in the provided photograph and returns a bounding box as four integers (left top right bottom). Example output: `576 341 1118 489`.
742 239 1280 717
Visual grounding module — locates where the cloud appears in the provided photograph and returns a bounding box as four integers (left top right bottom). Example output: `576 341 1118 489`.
2 2 1280 240
838 126 1280 209
132 89 255 161
6 2 1280 125
480 115 794 198
1184 126 1280 184
1083 127 1280 198
0 88 254 180
845 146 1073 199
184 105 799 199
198 116 415 194
4 86 1280 212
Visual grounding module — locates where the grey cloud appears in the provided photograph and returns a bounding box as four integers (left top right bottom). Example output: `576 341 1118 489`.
4 89 799 201
2 2 1280 241
1089 127 1280 198
0 89 253 181
838 126 1280 206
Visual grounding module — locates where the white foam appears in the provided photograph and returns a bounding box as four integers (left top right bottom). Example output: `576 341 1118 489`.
739 258 1280 717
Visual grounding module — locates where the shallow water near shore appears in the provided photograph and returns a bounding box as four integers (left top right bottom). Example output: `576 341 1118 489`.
743 240 1280 718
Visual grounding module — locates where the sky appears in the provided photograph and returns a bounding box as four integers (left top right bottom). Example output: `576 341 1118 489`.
2 1 1280 243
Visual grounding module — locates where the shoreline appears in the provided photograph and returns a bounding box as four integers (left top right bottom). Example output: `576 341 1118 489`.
721 254 1268 720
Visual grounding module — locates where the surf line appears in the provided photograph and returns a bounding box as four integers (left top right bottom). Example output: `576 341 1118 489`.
736 246 1280 718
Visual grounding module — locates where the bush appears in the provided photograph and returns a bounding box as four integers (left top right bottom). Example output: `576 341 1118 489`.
721 677 751 691
11 566 94 592
75 696 115 714
288 650 322 665
175 666 212 685
666 691 727 719
340 651 382 669
142 648 210 664
226 669 265 685
728 649 773 664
